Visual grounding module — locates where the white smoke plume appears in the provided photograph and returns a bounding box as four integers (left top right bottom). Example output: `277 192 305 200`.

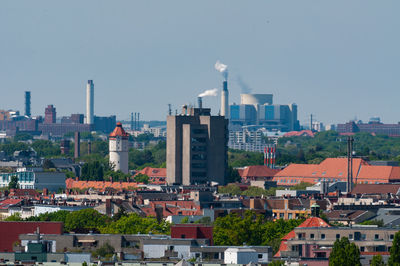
215 60 228 80
198 88 218 97
236 75 252 94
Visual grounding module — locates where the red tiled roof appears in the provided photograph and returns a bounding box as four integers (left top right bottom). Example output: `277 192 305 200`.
109 122 129 138
275 217 330 257
357 165 400 182
65 178 138 191
0 199 23 210
240 165 279 178
135 167 166 178
273 158 373 185
141 200 202 217
284 130 315 137
351 184 400 195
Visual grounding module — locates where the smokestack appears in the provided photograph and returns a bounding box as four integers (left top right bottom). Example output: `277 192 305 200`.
86 80 94 124
221 80 229 118
74 132 80 159
198 97 203 109
88 140 92 155
25 91 31 117
131 112 134 130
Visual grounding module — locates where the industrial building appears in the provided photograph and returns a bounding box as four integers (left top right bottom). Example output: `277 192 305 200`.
230 93 299 132
167 105 228 185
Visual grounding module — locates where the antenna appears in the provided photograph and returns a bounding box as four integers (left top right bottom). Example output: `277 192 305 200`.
347 136 354 193
168 104 172 116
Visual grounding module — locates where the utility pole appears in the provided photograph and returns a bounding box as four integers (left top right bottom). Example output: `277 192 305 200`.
347 136 354 193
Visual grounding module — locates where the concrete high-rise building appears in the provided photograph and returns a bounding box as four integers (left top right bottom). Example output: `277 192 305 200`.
25 91 31 117
167 106 228 185
109 122 129 174
86 80 94 124
44 105 56 124
221 81 229 118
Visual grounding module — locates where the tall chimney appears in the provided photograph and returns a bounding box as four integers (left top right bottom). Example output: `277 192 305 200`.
198 97 203 109
86 80 94 124
74 132 80 159
221 80 229 118
25 91 31 117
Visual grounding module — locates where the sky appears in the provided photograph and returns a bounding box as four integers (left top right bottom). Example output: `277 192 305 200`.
0 1 399 126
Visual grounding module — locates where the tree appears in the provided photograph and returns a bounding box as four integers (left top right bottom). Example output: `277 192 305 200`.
388 231 400 266
92 242 115 259
268 261 284 266
241 186 268 197
226 165 241 183
329 237 361 266
213 211 303 252
180 217 189 224
134 173 149 184
371 254 386 266
195 216 211 225
43 159 55 169
360 219 384 227
100 213 170 235
218 184 242 196
8 175 19 189
64 209 109 232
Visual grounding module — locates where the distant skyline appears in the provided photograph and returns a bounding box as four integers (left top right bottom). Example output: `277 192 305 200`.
1 1 399 126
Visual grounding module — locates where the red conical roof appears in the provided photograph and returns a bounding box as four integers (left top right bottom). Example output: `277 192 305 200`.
109 122 129 138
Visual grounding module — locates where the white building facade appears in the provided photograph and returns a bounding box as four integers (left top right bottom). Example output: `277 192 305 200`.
109 122 129 174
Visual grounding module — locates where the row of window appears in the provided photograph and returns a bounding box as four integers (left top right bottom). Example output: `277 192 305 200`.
299 232 394 241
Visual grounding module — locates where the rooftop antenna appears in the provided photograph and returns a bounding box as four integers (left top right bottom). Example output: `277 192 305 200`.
168 104 172 116
347 136 354 193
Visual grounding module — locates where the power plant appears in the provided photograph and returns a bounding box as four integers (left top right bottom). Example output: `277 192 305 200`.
86 80 94 125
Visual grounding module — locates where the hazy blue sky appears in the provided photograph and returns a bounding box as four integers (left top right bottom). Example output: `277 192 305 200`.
1 1 399 125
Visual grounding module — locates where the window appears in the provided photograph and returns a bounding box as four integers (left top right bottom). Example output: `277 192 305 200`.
310 234 315 239
336 234 340 239
349 234 353 240
360 247 365 252
279 213 284 218
181 234 186 239
258 254 263 259
288 213 293 219
390 234 394 240
375 234 379 240
321 234 325 240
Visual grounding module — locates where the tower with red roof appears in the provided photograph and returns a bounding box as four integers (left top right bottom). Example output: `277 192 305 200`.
109 122 129 174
